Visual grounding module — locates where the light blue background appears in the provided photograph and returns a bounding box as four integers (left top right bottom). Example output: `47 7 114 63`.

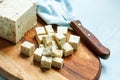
0 0 120 80
71 0 120 80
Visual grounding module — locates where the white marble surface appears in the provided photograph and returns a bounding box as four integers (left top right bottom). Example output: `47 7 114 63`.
0 0 120 80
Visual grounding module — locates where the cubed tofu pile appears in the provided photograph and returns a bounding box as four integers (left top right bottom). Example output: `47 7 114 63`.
21 25 80 69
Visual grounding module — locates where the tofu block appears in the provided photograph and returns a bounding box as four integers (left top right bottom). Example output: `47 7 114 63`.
57 26 68 35
69 35 80 50
52 57 64 69
45 25 54 33
33 48 44 62
41 56 52 69
54 33 66 46
61 42 73 57
0 0 37 43
35 27 46 35
21 41 35 56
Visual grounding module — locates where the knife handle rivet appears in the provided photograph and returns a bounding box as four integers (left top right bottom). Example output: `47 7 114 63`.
87 33 91 37
78 23 81 26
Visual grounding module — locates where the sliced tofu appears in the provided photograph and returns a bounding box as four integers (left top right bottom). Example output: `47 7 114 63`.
41 56 52 69
45 25 54 34
21 41 35 56
35 27 46 35
52 57 64 69
61 42 73 57
57 26 68 35
33 48 44 62
69 35 80 50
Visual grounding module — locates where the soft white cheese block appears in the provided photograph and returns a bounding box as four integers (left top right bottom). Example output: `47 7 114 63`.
69 35 80 50
52 57 64 69
41 56 52 69
21 41 35 56
0 0 37 43
57 26 68 35
45 25 54 34
33 48 44 62
61 42 73 57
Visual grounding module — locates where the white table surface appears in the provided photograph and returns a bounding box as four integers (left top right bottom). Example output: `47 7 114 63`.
0 0 120 80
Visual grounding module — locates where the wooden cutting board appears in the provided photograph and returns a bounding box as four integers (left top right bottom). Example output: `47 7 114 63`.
0 16 101 80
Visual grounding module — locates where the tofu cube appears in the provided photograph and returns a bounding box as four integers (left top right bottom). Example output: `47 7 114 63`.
51 41 58 49
61 42 73 57
69 35 80 50
57 26 68 35
42 35 52 47
43 46 53 56
41 56 52 69
35 35 43 45
33 48 44 62
39 44 44 48
35 27 46 35
43 46 56 57
0 0 37 43
45 25 54 33
52 57 64 69
54 33 66 46
21 41 35 56
48 33 55 40
55 50 63 58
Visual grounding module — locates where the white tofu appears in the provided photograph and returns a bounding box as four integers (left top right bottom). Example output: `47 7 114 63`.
21 41 35 56
48 33 55 40
0 0 37 43
61 42 73 57
43 46 56 57
33 48 44 62
69 35 80 50
52 57 64 69
43 47 53 56
39 44 44 48
55 50 63 58
35 27 46 35
57 26 68 35
41 56 52 69
51 41 58 49
54 33 66 46
35 35 43 45
42 35 52 47
45 25 54 33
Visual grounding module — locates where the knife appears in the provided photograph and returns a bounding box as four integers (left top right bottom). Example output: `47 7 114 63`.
70 20 110 59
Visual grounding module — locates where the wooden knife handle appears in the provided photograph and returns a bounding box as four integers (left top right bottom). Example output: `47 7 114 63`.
70 20 110 59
